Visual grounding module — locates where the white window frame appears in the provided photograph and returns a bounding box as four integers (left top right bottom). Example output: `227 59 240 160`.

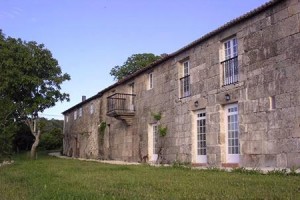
148 124 159 162
183 61 189 76
180 61 191 98
222 37 238 85
225 104 239 163
90 103 94 115
196 111 207 163
74 110 77 120
79 108 82 118
66 115 69 123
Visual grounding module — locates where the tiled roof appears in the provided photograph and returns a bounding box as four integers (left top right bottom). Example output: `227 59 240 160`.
62 0 284 114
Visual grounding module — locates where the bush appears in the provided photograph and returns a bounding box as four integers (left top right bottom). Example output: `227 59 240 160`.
39 128 63 150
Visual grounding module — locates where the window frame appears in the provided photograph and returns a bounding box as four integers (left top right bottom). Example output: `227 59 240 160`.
221 37 238 86
90 103 94 115
225 104 240 163
148 72 153 90
79 107 83 118
180 60 191 98
74 110 77 120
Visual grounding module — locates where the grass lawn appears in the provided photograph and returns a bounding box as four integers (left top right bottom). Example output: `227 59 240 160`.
0 153 300 200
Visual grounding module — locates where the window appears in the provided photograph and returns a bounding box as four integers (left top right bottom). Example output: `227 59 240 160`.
221 37 238 85
196 111 207 163
74 110 77 120
180 61 191 98
65 115 69 123
79 108 82 118
90 103 94 114
129 83 135 110
197 112 206 156
153 124 159 160
148 72 153 89
130 82 135 94
269 96 276 110
225 104 239 163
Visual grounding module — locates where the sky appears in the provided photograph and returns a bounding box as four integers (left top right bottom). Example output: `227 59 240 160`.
1 0 270 120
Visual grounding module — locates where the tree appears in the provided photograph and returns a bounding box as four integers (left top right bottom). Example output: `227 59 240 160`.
0 97 17 161
0 30 70 159
110 53 161 80
38 118 64 151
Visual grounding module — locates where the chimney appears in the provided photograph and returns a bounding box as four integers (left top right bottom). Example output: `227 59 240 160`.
82 95 86 102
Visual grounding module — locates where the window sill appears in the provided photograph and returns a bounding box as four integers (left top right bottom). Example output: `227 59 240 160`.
179 94 191 99
219 81 244 92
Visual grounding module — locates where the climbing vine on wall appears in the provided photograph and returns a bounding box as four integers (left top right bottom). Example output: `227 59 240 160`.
98 121 106 146
98 122 107 136
151 111 168 164
151 112 162 121
97 121 107 160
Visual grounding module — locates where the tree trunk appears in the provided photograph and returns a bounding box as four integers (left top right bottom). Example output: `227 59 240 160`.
30 132 40 159
25 118 41 159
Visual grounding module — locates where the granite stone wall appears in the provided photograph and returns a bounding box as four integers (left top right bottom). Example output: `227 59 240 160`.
63 0 300 168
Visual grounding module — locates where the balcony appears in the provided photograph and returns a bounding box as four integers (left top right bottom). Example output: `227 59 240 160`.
107 93 136 125
221 56 238 86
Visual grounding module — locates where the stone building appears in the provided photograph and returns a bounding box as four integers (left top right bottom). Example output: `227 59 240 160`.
62 0 300 168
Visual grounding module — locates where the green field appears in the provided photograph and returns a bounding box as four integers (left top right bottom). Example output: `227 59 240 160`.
0 154 299 200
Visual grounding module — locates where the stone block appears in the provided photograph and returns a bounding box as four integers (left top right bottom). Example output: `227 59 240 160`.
278 139 298 153
274 8 289 22
264 154 277 167
275 94 291 109
207 94 216 106
263 129 281 140
292 118 300 137
247 122 267 132
208 112 220 124
206 132 219 146
216 90 239 105
189 97 207 110
207 154 217 165
277 153 288 168
240 154 264 168
205 76 220 92
207 64 220 78
267 112 280 129
291 92 300 107
288 4 300 16
241 140 262 155
276 15 299 39
287 152 300 168
207 124 220 135
262 140 278 154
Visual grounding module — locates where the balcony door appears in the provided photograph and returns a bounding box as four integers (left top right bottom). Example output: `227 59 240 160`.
196 111 207 163
225 104 239 163
129 83 135 111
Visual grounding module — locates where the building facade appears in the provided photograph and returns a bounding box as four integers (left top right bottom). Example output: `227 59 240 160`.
63 0 300 168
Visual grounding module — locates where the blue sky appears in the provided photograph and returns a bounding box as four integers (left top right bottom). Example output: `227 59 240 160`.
1 0 270 120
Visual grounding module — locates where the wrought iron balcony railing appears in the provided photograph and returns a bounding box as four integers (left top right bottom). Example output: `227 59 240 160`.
107 93 136 115
221 56 238 86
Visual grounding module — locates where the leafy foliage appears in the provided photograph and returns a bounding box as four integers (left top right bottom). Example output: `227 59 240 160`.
151 112 161 121
39 118 63 150
0 30 70 158
0 31 70 115
110 53 161 80
98 121 107 136
0 97 17 161
158 125 168 137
